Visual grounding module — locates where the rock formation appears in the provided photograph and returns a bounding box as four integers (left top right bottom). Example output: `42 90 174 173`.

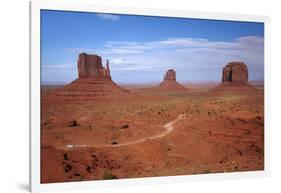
212 62 257 93
158 69 188 91
50 53 129 100
222 62 248 84
78 53 111 80
164 69 176 81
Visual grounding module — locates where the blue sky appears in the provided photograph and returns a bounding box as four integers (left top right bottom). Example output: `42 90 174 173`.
41 10 264 84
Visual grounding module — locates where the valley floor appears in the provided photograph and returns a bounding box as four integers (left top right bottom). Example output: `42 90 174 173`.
40 84 264 183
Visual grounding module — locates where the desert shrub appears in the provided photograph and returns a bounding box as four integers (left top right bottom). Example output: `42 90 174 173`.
63 163 72 173
111 140 118 145
121 124 129 129
204 169 211 174
69 120 80 127
102 171 118 180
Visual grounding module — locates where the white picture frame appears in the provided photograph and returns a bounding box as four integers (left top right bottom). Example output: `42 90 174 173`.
30 0 270 192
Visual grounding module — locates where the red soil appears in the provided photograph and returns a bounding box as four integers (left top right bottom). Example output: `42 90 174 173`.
40 83 264 183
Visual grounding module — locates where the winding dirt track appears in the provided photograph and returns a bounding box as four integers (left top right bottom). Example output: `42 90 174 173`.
65 114 188 149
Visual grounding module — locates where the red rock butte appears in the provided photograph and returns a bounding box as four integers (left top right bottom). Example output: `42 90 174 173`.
78 53 111 79
222 62 248 84
158 69 188 91
164 69 177 81
213 62 257 92
49 53 129 99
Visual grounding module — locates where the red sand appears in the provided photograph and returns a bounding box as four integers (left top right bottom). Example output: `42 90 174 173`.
41 83 264 183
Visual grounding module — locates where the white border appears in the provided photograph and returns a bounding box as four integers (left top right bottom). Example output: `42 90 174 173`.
30 0 270 192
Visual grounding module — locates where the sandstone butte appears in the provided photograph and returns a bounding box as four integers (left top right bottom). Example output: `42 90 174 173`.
213 62 257 92
158 69 188 91
50 53 129 99
77 53 111 79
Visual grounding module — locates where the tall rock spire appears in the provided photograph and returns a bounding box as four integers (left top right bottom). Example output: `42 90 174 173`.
106 59 111 80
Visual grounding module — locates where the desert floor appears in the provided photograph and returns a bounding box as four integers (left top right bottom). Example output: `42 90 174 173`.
40 83 264 183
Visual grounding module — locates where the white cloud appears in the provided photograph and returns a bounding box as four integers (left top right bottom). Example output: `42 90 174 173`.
96 13 120 21
66 36 264 83
43 63 76 69
102 36 263 54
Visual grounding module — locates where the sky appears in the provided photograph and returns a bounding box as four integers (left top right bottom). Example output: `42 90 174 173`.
41 10 264 84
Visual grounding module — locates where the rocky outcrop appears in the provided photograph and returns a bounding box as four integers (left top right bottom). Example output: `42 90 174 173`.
222 62 248 84
78 53 111 79
158 69 188 91
164 69 176 81
212 62 257 93
48 53 129 100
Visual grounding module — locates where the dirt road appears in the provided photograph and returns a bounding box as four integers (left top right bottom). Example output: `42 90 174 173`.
65 113 188 149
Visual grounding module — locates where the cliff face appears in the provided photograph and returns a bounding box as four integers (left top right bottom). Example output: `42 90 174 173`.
212 62 257 93
78 53 111 79
222 62 248 84
164 69 176 81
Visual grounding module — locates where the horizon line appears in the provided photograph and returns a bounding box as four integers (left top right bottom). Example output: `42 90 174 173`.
41 80 264 86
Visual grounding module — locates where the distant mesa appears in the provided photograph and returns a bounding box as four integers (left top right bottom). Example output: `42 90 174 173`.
50 53 129 99
212 62 257 92
222 62 248 84
164 69 176 81
158 69 188 91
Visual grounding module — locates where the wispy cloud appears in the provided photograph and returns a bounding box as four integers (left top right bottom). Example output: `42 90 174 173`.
96 13 120 21
43 63 76 69
65 36 264 83
101 36 263 54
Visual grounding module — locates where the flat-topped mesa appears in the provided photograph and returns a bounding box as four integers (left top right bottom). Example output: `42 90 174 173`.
164 69 176 81
78 53 111 80
222 62 248 84
212 61 257 93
